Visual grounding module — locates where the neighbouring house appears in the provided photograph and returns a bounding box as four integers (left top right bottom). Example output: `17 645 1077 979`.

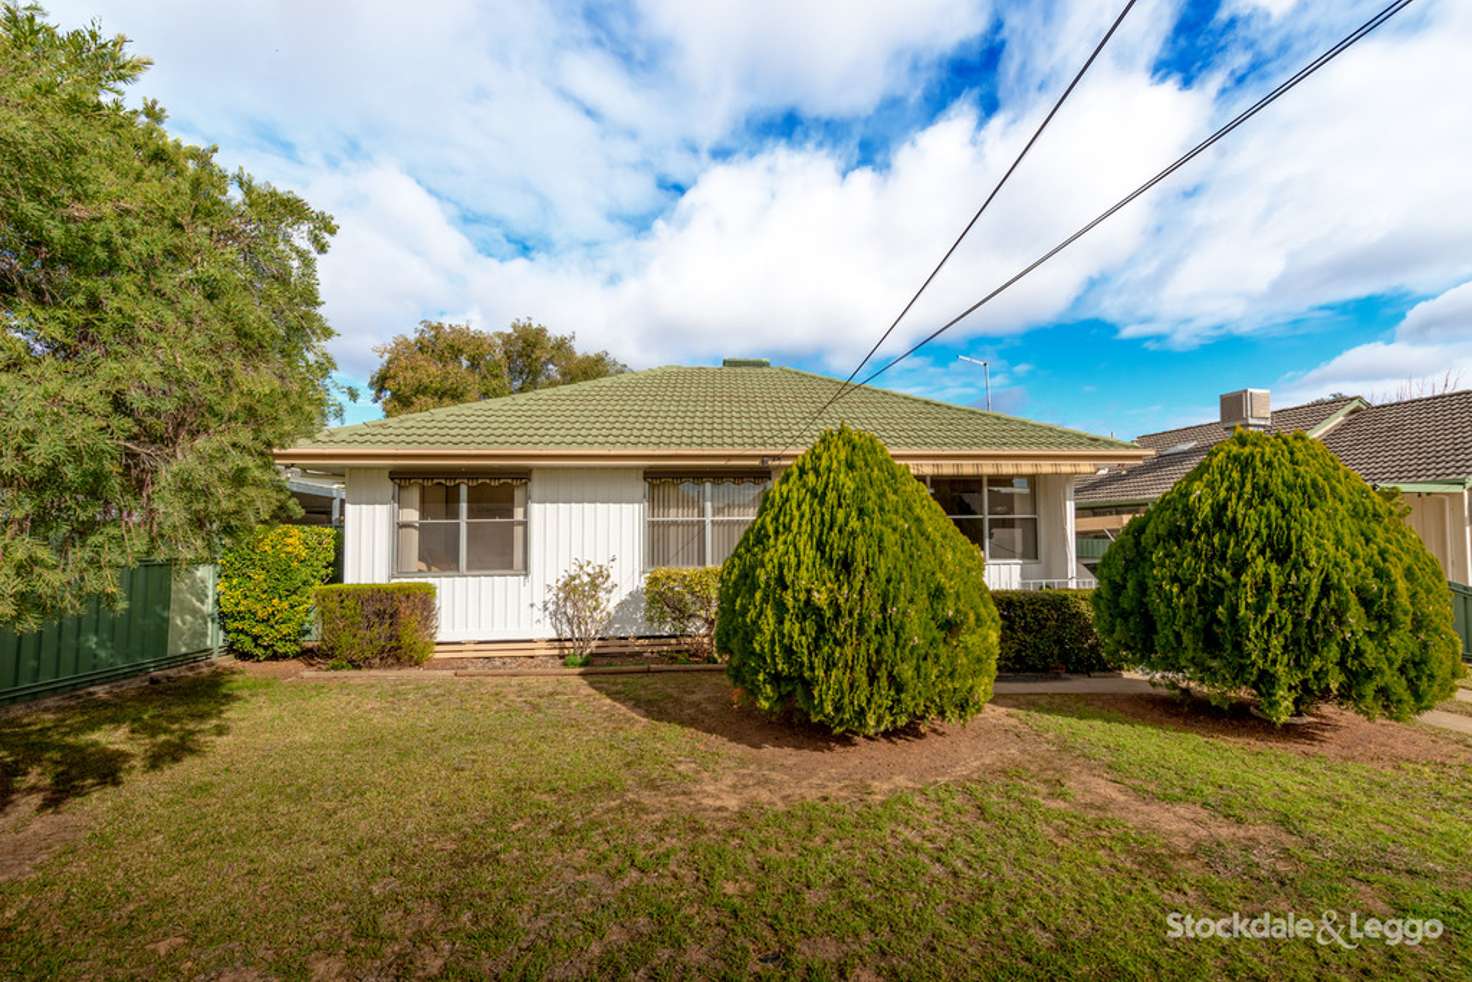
275 360 1148 643
1076 388 1472 584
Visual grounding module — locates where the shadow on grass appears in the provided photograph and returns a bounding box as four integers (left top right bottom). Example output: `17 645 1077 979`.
0 667 240 814
580 671 938 753
992 689 1384 752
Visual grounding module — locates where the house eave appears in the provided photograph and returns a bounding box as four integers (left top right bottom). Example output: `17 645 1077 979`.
1074 496 1157 511
1378 478 1472 493
274 445 1153 472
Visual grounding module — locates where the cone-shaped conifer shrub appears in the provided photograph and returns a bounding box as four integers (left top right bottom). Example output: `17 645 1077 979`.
717 425 999 735
1094 429 1460 722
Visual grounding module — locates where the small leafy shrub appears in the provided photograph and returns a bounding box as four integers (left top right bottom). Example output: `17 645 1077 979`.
1095 430 1461 723
218 525 338 660
314 583 437 667
992 589 1114 674
644 566 722 661
718 425 999 736
545 558 615 665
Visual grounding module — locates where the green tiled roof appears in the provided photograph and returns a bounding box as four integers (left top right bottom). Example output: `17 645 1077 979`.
298 366 1134 453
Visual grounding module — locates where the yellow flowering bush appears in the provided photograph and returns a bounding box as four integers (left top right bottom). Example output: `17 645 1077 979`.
218 525 338 659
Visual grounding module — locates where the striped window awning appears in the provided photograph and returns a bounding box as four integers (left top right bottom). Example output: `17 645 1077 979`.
902 461 1097 477
389 472 529 486
643 471 771 485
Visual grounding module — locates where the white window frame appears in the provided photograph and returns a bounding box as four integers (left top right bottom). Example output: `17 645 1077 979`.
392 479 528 577
645 477 766 569
924 475 1040 562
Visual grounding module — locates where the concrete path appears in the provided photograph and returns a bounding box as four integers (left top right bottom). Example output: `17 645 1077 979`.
1419 709 1472 736
993 674 1152 695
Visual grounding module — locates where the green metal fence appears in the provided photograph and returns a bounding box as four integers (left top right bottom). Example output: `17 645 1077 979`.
0 563 220 705
1452 581 1472 663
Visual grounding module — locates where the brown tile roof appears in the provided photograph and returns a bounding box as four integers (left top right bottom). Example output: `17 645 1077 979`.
1133 396 1362 451
1077 389 1472 507
1072 445 1214 506
1320 389 1472 484
1076 395 1363 506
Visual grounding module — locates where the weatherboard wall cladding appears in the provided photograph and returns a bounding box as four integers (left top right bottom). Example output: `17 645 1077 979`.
344 468 1079 642
344 468 650 642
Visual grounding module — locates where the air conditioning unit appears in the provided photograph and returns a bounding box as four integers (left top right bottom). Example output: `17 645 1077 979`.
1220 389 1270 432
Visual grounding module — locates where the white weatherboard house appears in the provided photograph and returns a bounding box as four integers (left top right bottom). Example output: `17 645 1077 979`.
276 361 1149 643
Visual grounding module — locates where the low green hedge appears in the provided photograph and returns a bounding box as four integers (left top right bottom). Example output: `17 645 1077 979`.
218 525 339 660
314 583 438 668
992 589 1115 675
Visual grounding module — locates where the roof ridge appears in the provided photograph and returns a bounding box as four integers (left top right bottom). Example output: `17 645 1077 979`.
1134 393 1364 442
772 367 1137 449
1357 388 1472 411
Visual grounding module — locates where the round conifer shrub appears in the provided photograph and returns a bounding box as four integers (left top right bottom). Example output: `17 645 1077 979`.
716 425 1000 735
1094 430 1461 723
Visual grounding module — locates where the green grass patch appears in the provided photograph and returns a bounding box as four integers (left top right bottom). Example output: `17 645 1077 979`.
1 672 1469 978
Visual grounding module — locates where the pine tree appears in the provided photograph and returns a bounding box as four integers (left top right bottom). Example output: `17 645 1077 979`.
1094 430 1460 722
717 426 999 735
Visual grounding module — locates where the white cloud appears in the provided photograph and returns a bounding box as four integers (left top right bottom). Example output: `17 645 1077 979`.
36 0 1471 396
1397 280 1472 345
304 59 1205 378
1278 280 1472 404
1225 0 1301 19
634 0 994 121
46 0 995 246
1097 0 1472 346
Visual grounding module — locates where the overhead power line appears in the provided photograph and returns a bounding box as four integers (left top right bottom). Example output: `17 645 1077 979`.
848 0 1414 393
775 0 1139 455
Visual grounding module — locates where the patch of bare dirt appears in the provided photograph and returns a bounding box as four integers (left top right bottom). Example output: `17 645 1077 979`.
0 800 85 882
566 675 1429 873
581 674 1054 809
994 691 1472 767
1047 769 1287 853
224 656 308 679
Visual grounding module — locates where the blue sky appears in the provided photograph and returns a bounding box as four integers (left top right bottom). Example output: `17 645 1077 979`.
48 0 1472 437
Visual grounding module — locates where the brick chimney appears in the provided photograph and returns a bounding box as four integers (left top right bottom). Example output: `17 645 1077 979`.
1220 389 1271 432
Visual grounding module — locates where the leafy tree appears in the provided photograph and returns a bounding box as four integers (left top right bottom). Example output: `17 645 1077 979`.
0 4 342 630
717 426 999 736
368 320 509 417
1094 430 1461 723
498 318 625 393
370 317 625 416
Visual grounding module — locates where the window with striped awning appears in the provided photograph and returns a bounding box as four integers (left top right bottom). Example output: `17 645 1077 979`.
645 473 768 568
393 476 528 575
